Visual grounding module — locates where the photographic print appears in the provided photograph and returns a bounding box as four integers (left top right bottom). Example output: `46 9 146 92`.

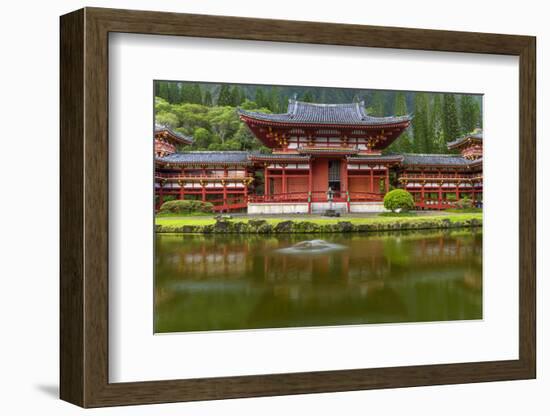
154 81 483 333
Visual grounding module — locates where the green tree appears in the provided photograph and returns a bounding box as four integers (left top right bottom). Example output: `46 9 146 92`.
474 99 482 128
459 95 478 134
255 88 269 109
370 91 386 116
154 97 172 114
188 84 203 104
155 111 179 128
302 91 314 102
430 94 446 153
443 94 460 143
191 127 212 149
217 85 233 106
167 82 180 103
413 93 430 153
208 107 240 144
268 87 281 112
389 92 412 153
229 86 241 106
239 99 260 110
203 90 213 106
157 81 170 102
171 103 209 131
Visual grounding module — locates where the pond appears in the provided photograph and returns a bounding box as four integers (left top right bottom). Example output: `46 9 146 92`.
155 230 482 333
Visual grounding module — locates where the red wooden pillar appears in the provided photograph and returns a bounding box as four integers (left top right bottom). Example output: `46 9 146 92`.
158 180 164 209
179 181 185 200
420 183 425 209
264 164 270 198
455 183 460 201
384 166 390 195
179 167 185 200
341 158 348 192
308 159 313 213
341 158 349 212
222 180 227 211
438 182 443 210
369 167 374 193
282 164 287 198
201 181 206 202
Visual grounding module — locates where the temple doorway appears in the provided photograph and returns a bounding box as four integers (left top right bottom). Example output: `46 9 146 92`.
328 160 341 192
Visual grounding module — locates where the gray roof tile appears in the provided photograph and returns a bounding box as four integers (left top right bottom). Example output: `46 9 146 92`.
157 151 252 165
401 154 472 166
238 100 412 126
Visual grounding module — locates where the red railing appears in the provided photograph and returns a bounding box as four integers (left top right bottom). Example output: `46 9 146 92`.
155 173 250 181
248 192 310 203
208 196 248 212
399 174 483 181
248 191 383 204
415 200 457 210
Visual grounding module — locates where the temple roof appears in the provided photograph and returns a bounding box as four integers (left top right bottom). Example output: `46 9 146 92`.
154 124 194 144
401 154 474 166
156 150 480 168
238 100 412 126
156 151 252 165
447 129 483 149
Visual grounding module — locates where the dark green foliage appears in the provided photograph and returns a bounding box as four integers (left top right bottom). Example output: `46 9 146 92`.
203 90 213 106
459 95 479 134
188 84 203 104
217 85 233 106
255 88 269 109
230 86 244 106
159 200 214 214
302 91 314 102
386 92 412 153
443 94 461 143
369 91 386 116
429 94 445 153
456 197 473 209
413 93 431 153
383 189 415 212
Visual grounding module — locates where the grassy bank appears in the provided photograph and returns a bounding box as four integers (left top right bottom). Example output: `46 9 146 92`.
155 212 482 234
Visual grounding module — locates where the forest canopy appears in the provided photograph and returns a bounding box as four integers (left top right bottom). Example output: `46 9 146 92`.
154 81 482 154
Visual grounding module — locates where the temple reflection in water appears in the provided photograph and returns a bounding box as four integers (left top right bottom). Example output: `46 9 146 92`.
155 230 482 333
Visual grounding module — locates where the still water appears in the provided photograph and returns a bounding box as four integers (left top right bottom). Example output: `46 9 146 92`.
155 230 482 333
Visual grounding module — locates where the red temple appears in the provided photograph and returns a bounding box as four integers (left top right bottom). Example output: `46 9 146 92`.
155 100 483 213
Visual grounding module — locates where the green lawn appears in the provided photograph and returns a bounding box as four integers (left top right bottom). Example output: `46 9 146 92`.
155 212 482 228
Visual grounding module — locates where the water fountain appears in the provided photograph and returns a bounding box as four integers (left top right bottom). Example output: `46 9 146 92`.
276 239 347 255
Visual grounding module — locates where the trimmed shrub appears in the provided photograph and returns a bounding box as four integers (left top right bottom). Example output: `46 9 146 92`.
456 197 474 209
383 189 415 212
158 199 214 214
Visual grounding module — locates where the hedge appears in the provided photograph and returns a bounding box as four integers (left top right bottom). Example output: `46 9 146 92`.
456 197 474 209
158 199 214 214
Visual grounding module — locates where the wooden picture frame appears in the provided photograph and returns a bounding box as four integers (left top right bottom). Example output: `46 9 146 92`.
60 7 536 408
